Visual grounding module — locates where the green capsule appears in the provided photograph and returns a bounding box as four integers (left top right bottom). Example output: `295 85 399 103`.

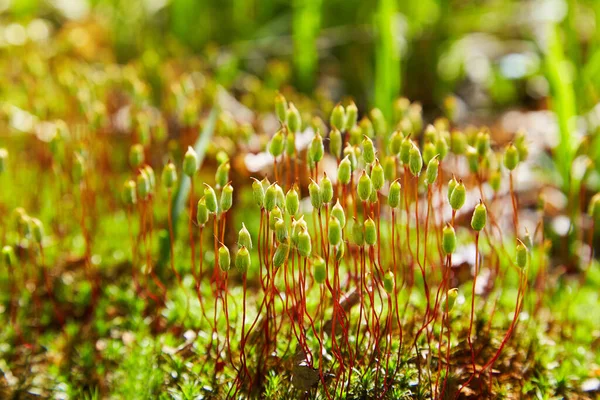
204 184 218 214
450 130 467 155
2 245 15 267
489 170 501 192
215 162 230 189
471 201 487 231
144 165 156 193
197 197 209 226
137 170 150 200
365 218 377 246
408 103 423 133
285 187 300 216
264 184 278 212
123 180 137 205
162 162 177 189
351 218 364 245
408 144 423 177
287 103 301 133
0 148 7 174
129 144 144 168
445 288 458 312
359 117 374 139
400 137 412 165
274 184 285 209
442 224 457 255
329 128 342 160
362 136 376 165
466 146 479 174
436 135 449 161
328 216 342 247
313 256 327 284
370 108 387 137
286 132 296 156
218 245 231 272
308 180 322 210
31 218 44 244
424 125 437 143
338 156 352 185
269 129 285 157
331 200 346 228
238 223 252 249
344 145 359 170
357 171 372 202
515 131 528 162
335 241 345 261
220 183 233 212
476 131 490 157
371 160 385 191
345 102 358 131
274 92 287 123
275 218 288 243
297 228 312 257
423 142 436 165
383 156 397 182
330 104 346 131
426 157 439 185
269 207 283 229
449 181 466 211
504 143 519 171
390 130 403 155
516 239 528 269
523 228 533 249
183 146 198 177
273 241 290 268
388 179 401 208
321 175 333 204
383 271 395 295
588 193 600 222
236 246 251 273
447 177 458 203
251 178 265 208
393 97 410 122
309 132 324 164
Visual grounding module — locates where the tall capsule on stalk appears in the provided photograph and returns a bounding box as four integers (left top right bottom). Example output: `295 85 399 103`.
183 146 198 177
445 288 458 311
309 131 324 164
275 92 287 123
269 129 285 157
390 131 403 155
400 137 412 165
273 241 290 268
162 162 177 189
297 228 312 257
0 148 8 173
371 160 385 192
313 256 327 284
203 184 218 214
447 177 458 202
383 271 395 295
383 156 396 182
238 223 252 249
236 246 251 273
357 171 372 202
328 216 342 247
220 183 233 212
286 131 296 156
251 178 265 208
345 102 358 131
466 146 479 174
365 218 377 246
471 201 487 231
423 142 436 165
275 218 288 243
321 174 333 204
359 117 374 139
286 186 300 216
269 207 283 229
450 130 467 155
426 156 439 185
436 136 449 161
129 144 144 168
215 161 230 189
330 104 346 131
504 143 520 171
331 200 346 228
123 180 137 205
144 165 155 194
308 180 322 210
330 128 342 160
516 239 528 269
388 179 401 208
31 218 44 244
2 245 15 267
362 136 376 165
489 170 501 192
449 181 466 211
264 184 278 212
475 131 490 157
337 156 352 185
409 144 423 177
137 170 150 201
218 245 231 272
287 103 301 133
371 108 387 137
197 197 209 226
442 224 457 255
351 218 364 246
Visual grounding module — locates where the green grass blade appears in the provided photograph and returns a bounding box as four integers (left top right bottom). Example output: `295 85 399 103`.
374 0 400 120
293 0 323 92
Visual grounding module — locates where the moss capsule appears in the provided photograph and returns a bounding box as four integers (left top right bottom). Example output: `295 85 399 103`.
269 129 285 157
337 156 352 185
197 197 209 226
273 241 290 268
329 128 342 160
321 175 333 204
383 271 395 294
236 246 251 273
264 184 277 212
203 184 218 214
218 245 231 272
362 136 376 165
162 162 177 189
285 187 300 216
357 171 372 202
287 103 301 133
297 228 312 257
516 239 528 269
449 181 466 211
274 92 287 123
123 180 137 205
504 143 519 171
426 157 439 185
313 256 326 284
215 162 230 189
345 102 358 131
129 144 144 168
308 180 322 210
331 200 346 228
183 146 198 177
388 179 401 208
408 144 423 177
371 160 385 192
238 223 252 249
330 104 346 131
251 178 265 208
220 183 233 212
328 216 342 247
471 201 487 231
365 218 377 246
442 224 457 255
